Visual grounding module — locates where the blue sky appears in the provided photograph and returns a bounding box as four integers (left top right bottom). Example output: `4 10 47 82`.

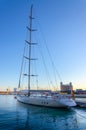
0 0 86 91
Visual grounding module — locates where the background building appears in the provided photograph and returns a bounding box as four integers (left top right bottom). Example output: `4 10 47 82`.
60 82 73 93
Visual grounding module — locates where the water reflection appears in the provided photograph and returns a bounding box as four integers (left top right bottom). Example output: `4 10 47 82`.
0 96 86 130
16 102 79 130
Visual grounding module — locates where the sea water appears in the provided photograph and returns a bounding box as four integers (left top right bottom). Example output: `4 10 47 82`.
0 95 86 130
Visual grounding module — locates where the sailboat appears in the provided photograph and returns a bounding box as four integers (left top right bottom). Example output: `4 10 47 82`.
17 5 76 108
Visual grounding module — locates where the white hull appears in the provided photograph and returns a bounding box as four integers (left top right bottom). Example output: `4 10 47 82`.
17 95 76 108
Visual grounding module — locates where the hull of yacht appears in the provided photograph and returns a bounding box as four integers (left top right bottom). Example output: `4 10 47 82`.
17 95 76 108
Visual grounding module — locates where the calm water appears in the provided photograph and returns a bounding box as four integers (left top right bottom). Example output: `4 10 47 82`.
0 95 86 130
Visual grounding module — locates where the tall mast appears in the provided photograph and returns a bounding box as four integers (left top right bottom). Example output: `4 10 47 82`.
27 5 37 96
18 5 37 95
28 5 33 96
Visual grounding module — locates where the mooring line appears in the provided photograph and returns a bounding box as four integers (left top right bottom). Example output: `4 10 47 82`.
71 107 86 120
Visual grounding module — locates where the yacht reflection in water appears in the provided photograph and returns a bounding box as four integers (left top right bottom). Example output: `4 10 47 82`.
16 102 78 130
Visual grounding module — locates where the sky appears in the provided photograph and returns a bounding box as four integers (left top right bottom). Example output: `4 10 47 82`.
0 0 86 91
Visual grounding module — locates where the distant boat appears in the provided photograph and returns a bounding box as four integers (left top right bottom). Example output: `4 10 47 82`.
17 5 76 108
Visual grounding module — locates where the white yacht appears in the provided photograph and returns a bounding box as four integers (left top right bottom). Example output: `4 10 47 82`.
17 5 76 108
